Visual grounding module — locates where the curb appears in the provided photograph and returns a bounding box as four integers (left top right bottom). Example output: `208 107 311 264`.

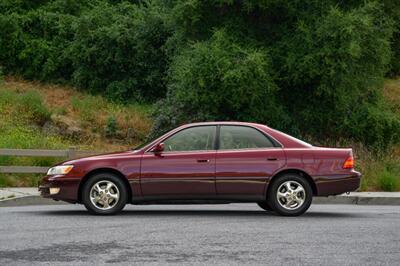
0 195 399 207
0 196 65 207
313 195 400 205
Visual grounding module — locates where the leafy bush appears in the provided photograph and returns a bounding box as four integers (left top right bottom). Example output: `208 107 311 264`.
274 2 396 145
378 168 399 191
68 1 171 102
150 30 290 136
0 0 171 102
105 115 118 137
0 66 4 83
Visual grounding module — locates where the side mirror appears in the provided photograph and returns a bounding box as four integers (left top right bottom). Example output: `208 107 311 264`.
152 142 164 153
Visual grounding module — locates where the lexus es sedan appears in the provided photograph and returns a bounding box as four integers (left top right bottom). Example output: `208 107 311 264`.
39 122 361 216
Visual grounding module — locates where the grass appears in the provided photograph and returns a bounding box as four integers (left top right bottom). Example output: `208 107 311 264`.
357 147 400 192
0 76 153 187
1 76 152 149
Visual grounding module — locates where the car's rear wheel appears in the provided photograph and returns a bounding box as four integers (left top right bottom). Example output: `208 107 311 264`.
257 201 273 212
82 172 127 215
267 174 312 216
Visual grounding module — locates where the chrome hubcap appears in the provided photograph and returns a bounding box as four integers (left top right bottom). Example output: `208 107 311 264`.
90 180 120 210
276 181 306 210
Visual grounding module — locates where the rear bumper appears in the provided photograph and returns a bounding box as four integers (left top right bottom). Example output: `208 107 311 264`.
38 175 81 203
314 171 361 196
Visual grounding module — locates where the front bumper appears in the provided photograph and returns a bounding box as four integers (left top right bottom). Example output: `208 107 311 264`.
38 175 81 203
314 170 361 196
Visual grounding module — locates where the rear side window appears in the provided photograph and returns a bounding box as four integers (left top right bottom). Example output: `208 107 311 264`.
163 126 216 152
219 126 275 150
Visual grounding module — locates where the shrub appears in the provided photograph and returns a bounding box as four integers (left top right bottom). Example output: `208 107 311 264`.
68 1 171 102
19 91 51 125
150 30 290 136
378 168 399 191
105 115 118 137
0 66 4 83
0 1 171 102
274 3 395 143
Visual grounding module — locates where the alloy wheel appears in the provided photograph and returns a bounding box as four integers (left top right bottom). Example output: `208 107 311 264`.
276 181 306 210
89 180 120 210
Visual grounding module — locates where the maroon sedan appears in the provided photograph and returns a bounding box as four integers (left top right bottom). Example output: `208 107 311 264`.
39 122 361 216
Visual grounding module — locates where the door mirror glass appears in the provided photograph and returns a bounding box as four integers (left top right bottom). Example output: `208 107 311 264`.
152 142 165 153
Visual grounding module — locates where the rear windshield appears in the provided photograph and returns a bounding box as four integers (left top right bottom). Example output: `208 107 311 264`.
273 129 313 147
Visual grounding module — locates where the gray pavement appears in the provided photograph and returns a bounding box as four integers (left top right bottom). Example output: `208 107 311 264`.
0 203 399 265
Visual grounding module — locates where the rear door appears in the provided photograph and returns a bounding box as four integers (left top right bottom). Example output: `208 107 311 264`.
216 125 286 197
140 125 217 197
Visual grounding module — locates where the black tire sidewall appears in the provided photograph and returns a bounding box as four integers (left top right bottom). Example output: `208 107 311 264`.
267 174 312 216
82 173 128 215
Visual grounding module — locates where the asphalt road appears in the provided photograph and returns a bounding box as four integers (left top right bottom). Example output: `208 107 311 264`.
0 204 399 266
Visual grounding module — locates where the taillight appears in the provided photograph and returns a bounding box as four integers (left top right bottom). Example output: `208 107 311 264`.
343 155 354 169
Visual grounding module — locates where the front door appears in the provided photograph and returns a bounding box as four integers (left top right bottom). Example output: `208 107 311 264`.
140 126 217 197
216 125 286 197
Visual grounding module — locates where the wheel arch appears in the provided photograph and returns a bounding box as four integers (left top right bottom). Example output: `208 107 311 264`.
267 169 318 196
77 168 132 203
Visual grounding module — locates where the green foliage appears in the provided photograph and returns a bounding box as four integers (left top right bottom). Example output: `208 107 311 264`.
68 1 171 102
0 0 171 101
0 0 400 150
0 66 4 82
0 90 51 125
105 115 118 137
151 30 290 137
381 0 400 75
71 95 104 124
0 123 66 150
274 2 398 147
378 168 399 191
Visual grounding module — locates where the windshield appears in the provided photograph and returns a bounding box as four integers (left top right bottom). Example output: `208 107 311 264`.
131 142 148 151
131 130 168 150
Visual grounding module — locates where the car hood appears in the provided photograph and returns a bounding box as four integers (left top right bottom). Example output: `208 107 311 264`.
60 150 142 165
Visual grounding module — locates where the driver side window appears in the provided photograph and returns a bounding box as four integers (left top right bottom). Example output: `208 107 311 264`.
163 126 216 152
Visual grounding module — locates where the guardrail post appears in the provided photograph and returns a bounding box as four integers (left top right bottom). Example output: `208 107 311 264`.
67 147 76 159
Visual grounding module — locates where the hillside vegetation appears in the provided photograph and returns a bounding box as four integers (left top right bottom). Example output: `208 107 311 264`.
0 76 151 186
0 1 399 190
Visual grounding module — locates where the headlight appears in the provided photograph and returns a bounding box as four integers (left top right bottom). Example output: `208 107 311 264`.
47 165 74 176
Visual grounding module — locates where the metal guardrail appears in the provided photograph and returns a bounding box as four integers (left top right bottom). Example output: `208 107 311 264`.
0 148 101 174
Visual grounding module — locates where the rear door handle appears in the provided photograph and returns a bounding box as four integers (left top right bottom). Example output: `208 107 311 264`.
267 157 278 161
197 159 210 163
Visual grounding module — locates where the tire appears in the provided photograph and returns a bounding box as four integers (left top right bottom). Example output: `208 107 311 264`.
257 201 274 212
267 174 312 216
82 172 128 215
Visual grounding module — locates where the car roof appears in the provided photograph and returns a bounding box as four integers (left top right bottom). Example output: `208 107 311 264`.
179 121 267 128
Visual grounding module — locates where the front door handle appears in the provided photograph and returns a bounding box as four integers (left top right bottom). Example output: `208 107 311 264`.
267 157 278 161
197 159 210 163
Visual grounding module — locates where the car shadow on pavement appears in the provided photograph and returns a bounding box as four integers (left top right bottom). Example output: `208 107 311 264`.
31 209 363 218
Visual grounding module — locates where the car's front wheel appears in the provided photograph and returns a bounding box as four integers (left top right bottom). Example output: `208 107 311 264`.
267 174 312 216
82 172 128 215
